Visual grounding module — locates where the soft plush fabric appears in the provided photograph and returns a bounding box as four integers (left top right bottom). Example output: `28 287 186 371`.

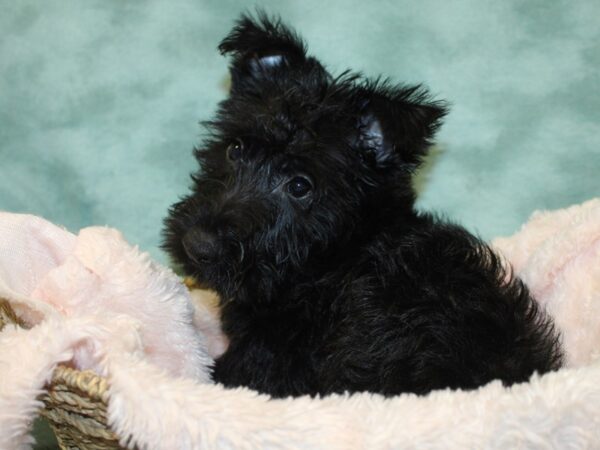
0 213 213 449
1 199 599 449
492 198 600 368
1 1 598 267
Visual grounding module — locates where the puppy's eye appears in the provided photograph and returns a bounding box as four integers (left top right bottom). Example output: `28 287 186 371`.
227 139 244 162
286 176 312 198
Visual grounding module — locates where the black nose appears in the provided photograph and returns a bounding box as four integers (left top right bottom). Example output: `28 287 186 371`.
182 228 218 263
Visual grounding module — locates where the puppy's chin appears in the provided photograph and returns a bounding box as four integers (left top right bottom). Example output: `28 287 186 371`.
180 254 239 299
186 263 220 290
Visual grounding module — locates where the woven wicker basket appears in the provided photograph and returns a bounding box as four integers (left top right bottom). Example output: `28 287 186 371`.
0 298 125 450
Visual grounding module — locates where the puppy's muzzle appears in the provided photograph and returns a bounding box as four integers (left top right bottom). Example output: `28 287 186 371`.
182 228 218 264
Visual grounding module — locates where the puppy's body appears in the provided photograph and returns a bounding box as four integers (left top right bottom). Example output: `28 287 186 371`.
214 217 558 398
164 14 562 398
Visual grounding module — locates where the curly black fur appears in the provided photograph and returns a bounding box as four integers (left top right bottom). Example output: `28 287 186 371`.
163 12 562 398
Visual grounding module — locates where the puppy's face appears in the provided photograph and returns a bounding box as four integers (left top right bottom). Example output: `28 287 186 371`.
163 14 447 299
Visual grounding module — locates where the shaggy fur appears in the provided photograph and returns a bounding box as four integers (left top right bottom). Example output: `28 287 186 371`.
163 13 562 398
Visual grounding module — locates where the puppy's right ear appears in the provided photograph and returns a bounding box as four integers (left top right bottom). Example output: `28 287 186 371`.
355 82 448 169
218 12 308 92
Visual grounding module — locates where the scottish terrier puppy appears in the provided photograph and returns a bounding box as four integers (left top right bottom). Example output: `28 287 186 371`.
163 14 562 398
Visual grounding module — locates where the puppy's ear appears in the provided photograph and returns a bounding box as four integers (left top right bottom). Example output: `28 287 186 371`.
219 12 308 91
356 82 448 168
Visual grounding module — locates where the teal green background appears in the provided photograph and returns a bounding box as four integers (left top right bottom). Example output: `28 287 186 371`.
0 2 598 447
1 0 598 268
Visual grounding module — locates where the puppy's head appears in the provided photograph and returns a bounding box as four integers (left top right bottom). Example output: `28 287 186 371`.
163 13 447 300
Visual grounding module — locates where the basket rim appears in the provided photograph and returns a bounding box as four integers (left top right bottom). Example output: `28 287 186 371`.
0 280 203 449
1 298 110 401
0 297 26 327
1 297 123 447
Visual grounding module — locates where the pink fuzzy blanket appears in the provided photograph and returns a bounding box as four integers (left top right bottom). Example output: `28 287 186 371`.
1 199 599 449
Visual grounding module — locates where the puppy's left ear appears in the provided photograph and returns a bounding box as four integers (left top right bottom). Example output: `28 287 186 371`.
356 82 448 168
219 12 311 92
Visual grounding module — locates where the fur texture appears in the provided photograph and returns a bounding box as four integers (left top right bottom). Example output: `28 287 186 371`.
163 13 562 398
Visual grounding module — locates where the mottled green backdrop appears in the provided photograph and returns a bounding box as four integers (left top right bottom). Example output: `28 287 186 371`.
1 0 598 268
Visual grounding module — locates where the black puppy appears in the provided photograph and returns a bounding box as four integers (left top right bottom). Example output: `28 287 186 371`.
163 13 562 398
